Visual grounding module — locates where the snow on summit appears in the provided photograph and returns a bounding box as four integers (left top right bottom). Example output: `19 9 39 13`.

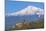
7 6 44 16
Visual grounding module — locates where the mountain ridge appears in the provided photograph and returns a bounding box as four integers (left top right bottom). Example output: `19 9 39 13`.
6 6 44 17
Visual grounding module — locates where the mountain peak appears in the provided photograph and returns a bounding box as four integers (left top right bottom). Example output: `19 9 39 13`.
6 6 44 17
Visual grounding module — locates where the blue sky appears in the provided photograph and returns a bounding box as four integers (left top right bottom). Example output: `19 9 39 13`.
5 0 44 14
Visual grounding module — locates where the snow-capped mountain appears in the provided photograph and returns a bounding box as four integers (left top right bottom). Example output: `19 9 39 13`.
5 6 44 29
7 6 44 17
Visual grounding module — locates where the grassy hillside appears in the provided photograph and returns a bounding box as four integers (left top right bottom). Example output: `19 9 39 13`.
9 19 44 30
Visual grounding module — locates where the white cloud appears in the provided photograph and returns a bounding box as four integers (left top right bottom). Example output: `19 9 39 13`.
11 0 44 2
